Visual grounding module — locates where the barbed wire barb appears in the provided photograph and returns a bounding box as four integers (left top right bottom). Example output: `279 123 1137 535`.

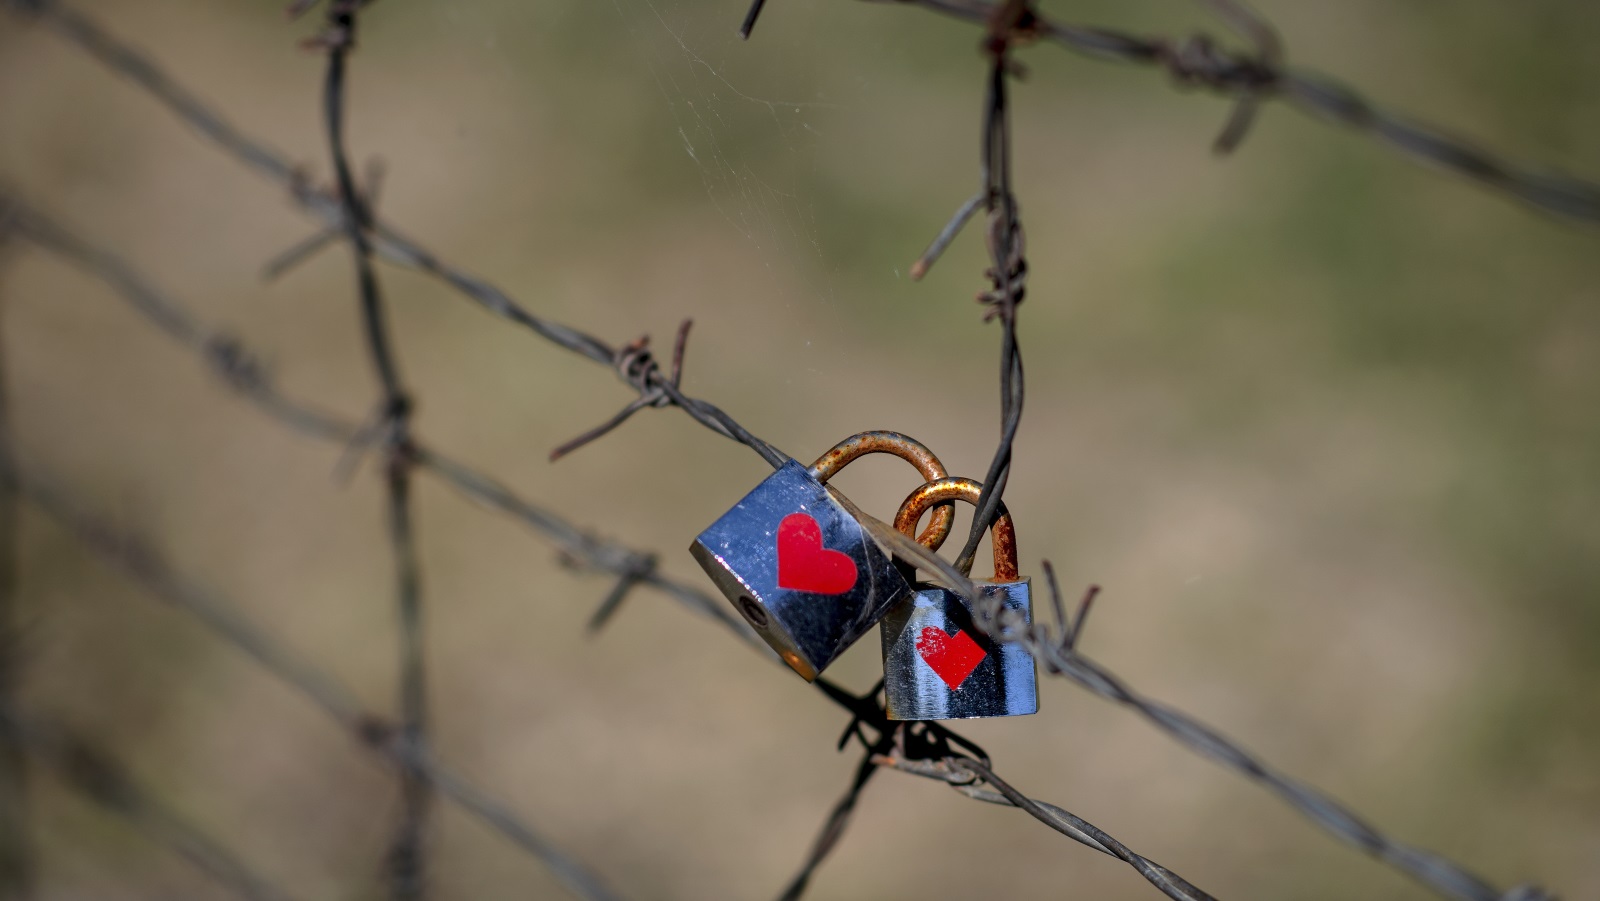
850 507 1555 901
857 0 1600 222
738 0 767 39
909 189 985 281
0 1 1578 898
956 10 1029 577
0 191 1532 899
307 3 432 894
262 157 385 283
1191 0 1281 153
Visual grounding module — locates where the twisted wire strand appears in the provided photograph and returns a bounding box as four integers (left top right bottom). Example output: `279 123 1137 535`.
0 454 626 901
0 708 304 901
866 0 1600 223
309 6 432 895
0 2 1574 898
1 196 1219 901
9 0 783 470
851 509 1555 901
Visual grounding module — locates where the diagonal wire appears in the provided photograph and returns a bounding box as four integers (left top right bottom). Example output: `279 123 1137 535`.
0 5 1570 898
3 103 1547 901
0 191 768 661
0 196 1223 901
0 708 303 901
1 93 1551 901
849 507 1554 901
8 0 784 469
855 0 1600 223
3 438 1225 901
0 454 626 901
749 0 1600 219
8 191 1509 901
773 746 882 901
873 753 1217 901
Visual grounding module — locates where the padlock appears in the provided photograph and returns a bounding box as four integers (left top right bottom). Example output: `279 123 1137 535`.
880 476 1038 720
690 431 957 681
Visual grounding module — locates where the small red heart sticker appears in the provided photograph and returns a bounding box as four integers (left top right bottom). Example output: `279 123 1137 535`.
776 512 858 595
916 626 987 690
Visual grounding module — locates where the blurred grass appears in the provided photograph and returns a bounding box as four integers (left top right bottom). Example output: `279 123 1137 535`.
1 0 1598 898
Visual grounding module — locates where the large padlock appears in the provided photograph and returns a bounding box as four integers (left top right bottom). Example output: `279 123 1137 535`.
690 432 957 681
880 476 1038 720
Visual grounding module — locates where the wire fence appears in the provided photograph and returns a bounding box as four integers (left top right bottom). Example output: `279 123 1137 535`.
1 0 1593 898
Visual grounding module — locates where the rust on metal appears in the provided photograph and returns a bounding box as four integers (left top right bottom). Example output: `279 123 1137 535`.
894 477 1018 581
806 431 954 549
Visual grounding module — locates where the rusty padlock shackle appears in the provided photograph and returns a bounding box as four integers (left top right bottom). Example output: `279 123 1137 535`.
894 477 1018 582
806 431 955 549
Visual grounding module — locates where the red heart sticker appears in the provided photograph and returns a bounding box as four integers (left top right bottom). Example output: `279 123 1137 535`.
916 627 987 690
776 512 858 595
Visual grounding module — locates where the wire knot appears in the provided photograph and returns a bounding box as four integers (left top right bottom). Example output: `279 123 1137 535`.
549 320 693 461
205 336 266 391
1159 33 1276 92
978 209 1027 320
612 334 669 406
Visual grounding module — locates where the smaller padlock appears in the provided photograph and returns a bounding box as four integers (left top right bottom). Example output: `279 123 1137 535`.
880 477 1037 720
690 432 956 681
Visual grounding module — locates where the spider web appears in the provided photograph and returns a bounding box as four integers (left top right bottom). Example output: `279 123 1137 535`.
607 0 839 274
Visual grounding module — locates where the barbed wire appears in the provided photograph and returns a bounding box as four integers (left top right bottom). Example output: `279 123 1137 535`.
0 188 1222 901
0 447 626 901
855 509 1557 901
0 707 303 901
0 194 754 654
0 187 1513 901
747 0 1600 225
0 0 1580 898
293 3 434 896
0 449 1227 901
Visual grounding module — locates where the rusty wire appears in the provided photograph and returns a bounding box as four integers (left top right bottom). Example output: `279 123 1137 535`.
0 190 1223 901
952 2 1030 578
0 0 1582 899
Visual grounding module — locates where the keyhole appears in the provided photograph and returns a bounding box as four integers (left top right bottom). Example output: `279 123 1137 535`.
737 596 768 628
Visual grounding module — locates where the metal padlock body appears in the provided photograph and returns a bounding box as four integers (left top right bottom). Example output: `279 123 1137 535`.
691 433 956 681
881 580 1036 720
881 477 1038 720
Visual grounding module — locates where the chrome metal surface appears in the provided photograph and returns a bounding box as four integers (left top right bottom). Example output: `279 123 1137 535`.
690 460 910 681
881 476 1038 720
881 580 1037 720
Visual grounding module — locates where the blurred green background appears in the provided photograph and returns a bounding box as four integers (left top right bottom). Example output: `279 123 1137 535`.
1 0 1597 898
